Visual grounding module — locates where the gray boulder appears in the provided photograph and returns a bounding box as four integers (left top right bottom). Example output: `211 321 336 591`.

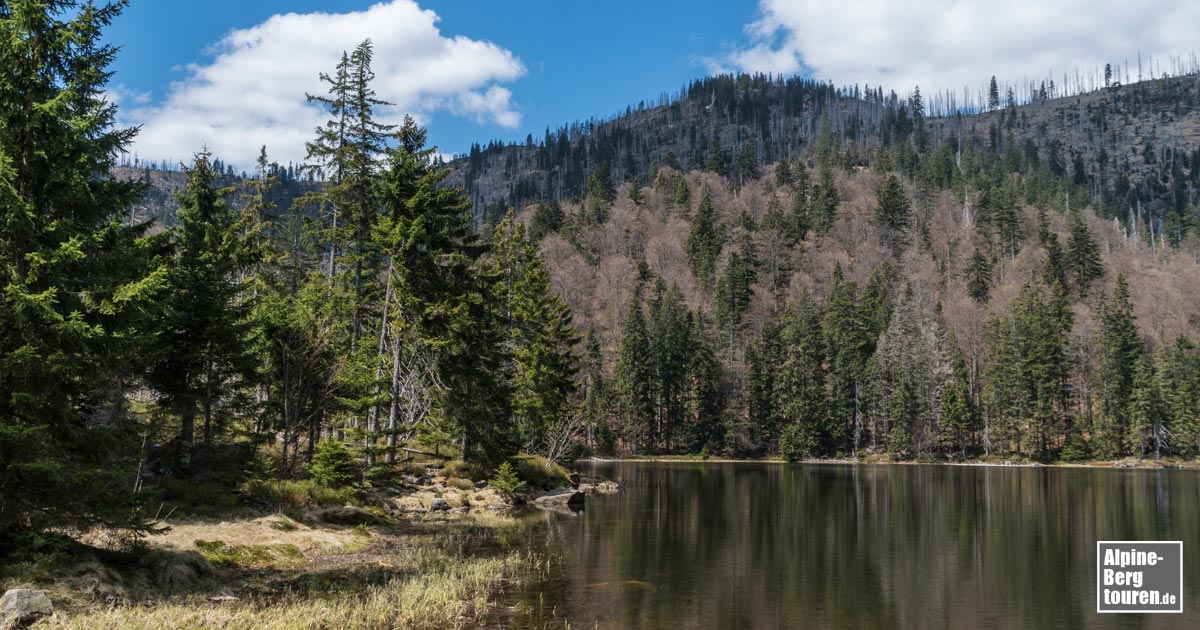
534 490 584 508
1 589 53 629
429 497 451 512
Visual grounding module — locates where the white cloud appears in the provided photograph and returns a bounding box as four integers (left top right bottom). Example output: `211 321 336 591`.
127 1 525 168
723 0 1200 104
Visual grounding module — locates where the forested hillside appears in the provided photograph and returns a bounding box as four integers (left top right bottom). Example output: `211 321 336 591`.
118 70 1200 464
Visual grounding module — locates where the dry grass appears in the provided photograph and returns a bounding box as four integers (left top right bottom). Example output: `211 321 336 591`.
47 548 529 629
28 510 535 630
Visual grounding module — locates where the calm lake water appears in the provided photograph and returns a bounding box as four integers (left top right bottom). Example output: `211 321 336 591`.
502 462 1200 629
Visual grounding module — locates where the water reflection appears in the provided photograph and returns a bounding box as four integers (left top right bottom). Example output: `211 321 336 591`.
505 463 1200 629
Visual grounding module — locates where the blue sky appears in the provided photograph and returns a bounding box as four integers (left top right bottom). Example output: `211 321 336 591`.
103 0 1199 169
105 0 756 165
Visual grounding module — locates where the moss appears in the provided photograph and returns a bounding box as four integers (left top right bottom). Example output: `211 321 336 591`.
193 540 303 569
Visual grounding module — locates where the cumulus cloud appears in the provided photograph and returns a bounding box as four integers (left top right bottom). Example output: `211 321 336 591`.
127 1 524 168
724 0 1200 103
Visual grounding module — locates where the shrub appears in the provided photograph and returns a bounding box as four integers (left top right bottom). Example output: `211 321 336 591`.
510 454 570 489
308 440 358 488
486 462 526 498
443 459 486 482
241 479 357 510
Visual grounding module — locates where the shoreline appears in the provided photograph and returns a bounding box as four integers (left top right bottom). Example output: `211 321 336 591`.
581 456 1200 469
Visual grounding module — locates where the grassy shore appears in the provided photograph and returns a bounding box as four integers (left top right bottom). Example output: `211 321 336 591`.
1 455 571 630
4 510 544 630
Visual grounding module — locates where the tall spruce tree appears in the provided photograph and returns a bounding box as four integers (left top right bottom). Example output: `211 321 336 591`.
965 248 993 304
875 174 910 247
1066 208 1104 296
778 291 827 459
489 214 579 454
685 187 724 288
616 291 656 452
1092 275 1142 459
152 153 258 472
0 0 166 536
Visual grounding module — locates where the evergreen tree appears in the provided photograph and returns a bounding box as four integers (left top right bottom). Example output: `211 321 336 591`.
811 167 838 234
673 177 691 212
529 202 564 240
685 187 724 288
705 137 727 176
616 291 656 451
685 308 724 452
714 245 756 365
1129 354 1164 459
823 265 872 452
737 140 760 187
745 322 783 455
585 161 615 223
489 215 579 453
0 0 166 536
988 76 1001 110
647 281 691 453
1092 275 1142 459
1066 208 1104 295
151 153 258 472
938 342 978 459
1157 337 1200 456
778 291 827 459
775 160 793 188
875 174 910 246
965 248 993 304
983 280 1072 458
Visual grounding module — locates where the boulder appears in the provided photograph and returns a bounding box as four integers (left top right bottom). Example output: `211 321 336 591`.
1 589 53 629
429 497 451 512
534 490 584 508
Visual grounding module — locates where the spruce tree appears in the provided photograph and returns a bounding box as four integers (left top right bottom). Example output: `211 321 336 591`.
1066 208 1104 296
648 281 691 453
152 153 259 472
705 137 727 176
0 0 165 536
875 174 910 246
965 249 993 304
714 246 756 365
938 343 978 459
778 291 827 459
616 291 656 452
685 308 724 452
823 265 871 452
746 322 783 455
489 215 579 453
685 187 724 288
1092 275 1142 459
673 177 691 213
811 167 838 234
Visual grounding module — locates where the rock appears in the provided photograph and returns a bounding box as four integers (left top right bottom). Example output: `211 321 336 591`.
579 480 622 496
429 497 451 512
1 589 53 629
535 490 584 508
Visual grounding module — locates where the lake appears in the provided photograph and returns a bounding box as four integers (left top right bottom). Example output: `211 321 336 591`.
503 462 1200 629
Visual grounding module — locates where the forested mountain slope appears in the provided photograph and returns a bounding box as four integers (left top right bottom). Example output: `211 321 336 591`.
121 71 1200 462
